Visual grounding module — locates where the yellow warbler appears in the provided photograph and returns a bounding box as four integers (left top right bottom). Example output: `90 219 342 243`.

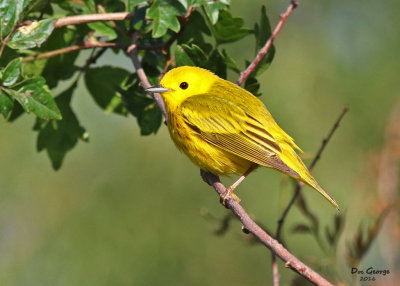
146 66 339 210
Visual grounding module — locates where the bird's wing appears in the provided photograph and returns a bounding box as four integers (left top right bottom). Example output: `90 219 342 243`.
180 94 300 178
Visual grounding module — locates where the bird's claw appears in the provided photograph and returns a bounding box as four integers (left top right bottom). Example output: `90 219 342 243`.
220 187 241 207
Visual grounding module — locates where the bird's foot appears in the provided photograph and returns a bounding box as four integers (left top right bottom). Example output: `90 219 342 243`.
220 186 241 207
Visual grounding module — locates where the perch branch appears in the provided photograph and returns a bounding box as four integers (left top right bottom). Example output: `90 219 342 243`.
271 107 348 285
201 171 332 286
236 0 299 86
22 41 119 62
54 12 134 28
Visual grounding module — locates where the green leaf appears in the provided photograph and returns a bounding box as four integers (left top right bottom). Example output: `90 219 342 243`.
7 18 56 49
0 88 14 118
88 21 117 40
141 51 164 85
0 0 40 39
122 82 162 135
253 5 275 76
178 0 194 10
127 0 148 11
83 0 125 13
20 0 50 20
0 45 19 68
146 0 186 38
84 66 131 115
4 77 61 120
200 0 230 25
138 103 162 135
255 6 272 51
1 57 22 86
213 10 251 45
34 81 88 170
177 10 212 53
0 0 18 38
254 45 275 77
221 49 240 73
175 45 195 66
6 96 24 121
175 44 207 67
175 45 227 78
25 27 82 88
244 77 261 97
207 49 227 79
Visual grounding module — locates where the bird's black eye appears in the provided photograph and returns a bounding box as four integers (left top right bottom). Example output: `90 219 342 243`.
180 82 188 90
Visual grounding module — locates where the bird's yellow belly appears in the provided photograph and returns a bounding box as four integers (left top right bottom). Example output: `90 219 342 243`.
168 118 252 175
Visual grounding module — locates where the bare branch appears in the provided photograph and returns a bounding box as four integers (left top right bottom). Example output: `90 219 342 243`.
54 12 134 28
201 171 333 286
127 34 168 120
236 0 299 86
22 41 119 62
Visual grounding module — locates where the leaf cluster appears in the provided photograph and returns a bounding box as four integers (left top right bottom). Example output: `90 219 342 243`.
0 0 275 168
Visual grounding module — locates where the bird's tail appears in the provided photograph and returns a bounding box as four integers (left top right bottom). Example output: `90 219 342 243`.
302 176 340 212
279 143 340 211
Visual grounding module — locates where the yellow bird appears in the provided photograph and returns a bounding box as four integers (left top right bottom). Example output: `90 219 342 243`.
146 66 339 210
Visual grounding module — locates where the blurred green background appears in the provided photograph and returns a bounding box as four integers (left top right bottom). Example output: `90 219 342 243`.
1 0 399 285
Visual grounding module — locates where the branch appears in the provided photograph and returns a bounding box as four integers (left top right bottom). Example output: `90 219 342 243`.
81 46 108 71
236 0 299 86
308 107 349 171
127 34 168 120
201 171 332 286
21 7 193 63
21 42 173 62
0 24 18 59
54 12 134 28
22 41 119 62
271 107 348 285
2 12 131 59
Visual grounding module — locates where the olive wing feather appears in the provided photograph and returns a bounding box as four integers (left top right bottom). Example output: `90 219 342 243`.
180 94 300 178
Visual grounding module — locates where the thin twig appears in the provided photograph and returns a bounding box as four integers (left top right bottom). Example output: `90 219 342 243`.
127 33 168 120
159 56 175 81
22 41 119 62
236 0 299 86
271 107 348 285
0 24 18 59
277 107 348 235
54 12 134 28
38 0 51 21
81 46 108 71
309 108 349 171
201 171 332 286
21 41 177 62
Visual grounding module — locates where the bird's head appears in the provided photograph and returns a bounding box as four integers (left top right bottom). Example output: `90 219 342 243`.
146 66 218 108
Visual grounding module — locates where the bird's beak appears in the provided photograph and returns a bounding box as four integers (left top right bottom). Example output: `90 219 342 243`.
145 85 169 93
